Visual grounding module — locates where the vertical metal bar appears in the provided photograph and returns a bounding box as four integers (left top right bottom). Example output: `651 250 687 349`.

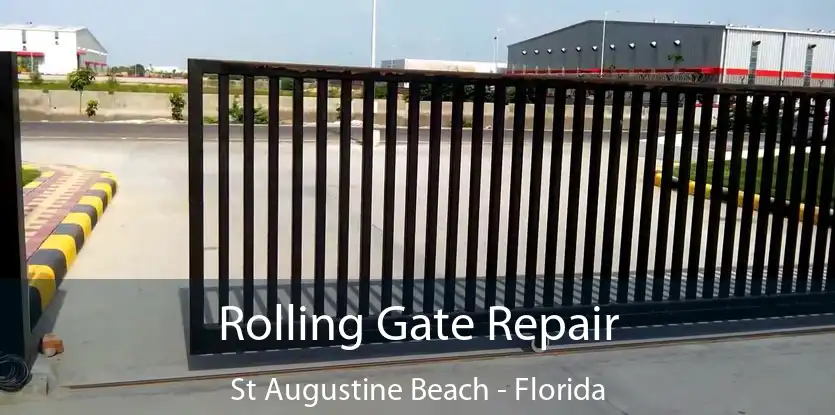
523 83 547 308
828 226 835 292
718 94 747 298
291 78 304 306
767 96 796 295
484 83 507 308
504 82 527 308
422 81 443 314
598 88 625 305
781 96 810 294
634 89 663 303
580 87 606 305
465 83 486 312
796 95 826 293
187 59 205 354
444 81 465 312
734 95 764 297
359 80 375 316
314 78 328 315
703 93 732 299
217 74 230 320
0 52 32 360
616 88 645 304
337 79 352 317
652 90 680 301
750 94 781 296
668 92 696 301
402 81 421 314
242 76 255 320
561 86 587 306
812 99 835 293
266 77 279 323
382 81 398 311
685 92 715 300
542 89 567 308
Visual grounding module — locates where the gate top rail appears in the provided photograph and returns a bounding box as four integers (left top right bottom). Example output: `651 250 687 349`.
189 58 835 96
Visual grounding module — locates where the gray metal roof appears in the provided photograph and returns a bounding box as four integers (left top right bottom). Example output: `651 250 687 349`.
0 23 86 32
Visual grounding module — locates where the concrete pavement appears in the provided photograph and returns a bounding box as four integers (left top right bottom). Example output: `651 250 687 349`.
8 331 835 414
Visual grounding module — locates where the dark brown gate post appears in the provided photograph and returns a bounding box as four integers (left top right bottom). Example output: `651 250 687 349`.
0 52 34 362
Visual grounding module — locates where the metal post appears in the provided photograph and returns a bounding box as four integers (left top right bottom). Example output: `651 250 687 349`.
0 52 33 362
371 0 378 68
493 36 498 72
599 13 608 76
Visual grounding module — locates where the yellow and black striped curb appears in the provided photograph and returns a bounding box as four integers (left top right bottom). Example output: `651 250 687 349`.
26 171 118 326
653 172 827 224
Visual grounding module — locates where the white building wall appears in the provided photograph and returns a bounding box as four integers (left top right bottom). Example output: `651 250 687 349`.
401 59 502 73
723 28 835 86
75 29 108 71
723 30 784 71
0 26 108 75
782 33 835 73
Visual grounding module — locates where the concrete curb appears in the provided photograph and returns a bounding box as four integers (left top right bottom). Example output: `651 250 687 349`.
21 164 53 193
653 172 829 224
26 170 118 326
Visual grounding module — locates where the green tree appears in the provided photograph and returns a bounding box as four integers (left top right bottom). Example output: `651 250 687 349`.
667 53 684 73
130 64 146 76
67 68 96 114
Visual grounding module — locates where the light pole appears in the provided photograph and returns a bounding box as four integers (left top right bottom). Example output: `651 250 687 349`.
493 28 505 73
546 48 553 74
533 49 540 72
649 40 658 74
599 10 618 75
371 0 378 67
560 48 567 75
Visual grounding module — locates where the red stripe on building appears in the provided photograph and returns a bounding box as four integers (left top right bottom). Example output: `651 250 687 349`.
507 67 835 80
14 51 45 57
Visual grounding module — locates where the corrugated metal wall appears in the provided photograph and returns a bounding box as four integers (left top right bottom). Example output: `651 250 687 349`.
723 29 835 87
509 21 835 88
508 21 724 73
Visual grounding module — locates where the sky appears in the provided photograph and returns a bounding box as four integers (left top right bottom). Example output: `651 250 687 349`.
4 0 835 67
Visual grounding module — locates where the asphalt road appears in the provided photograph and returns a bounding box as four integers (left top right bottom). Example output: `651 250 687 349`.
22 122 616 142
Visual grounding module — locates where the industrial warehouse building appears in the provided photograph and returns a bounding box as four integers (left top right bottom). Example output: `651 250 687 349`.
508 20 835 87
0 23 108 75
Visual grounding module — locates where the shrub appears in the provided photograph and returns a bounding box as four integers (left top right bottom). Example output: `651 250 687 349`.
106 73 119 94
229 95 268 124
29 71 43 86
85 100 99 118
169 92 185 121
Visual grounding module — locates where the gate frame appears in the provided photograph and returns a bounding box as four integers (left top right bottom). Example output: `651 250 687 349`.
0 52 36 363
186 58 835 356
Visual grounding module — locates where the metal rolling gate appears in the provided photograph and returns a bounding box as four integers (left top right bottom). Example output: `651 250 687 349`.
187 58 835 355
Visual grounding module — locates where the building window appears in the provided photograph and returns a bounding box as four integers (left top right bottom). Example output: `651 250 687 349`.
21 30 27 44
747 43 759 85
803 45 815 87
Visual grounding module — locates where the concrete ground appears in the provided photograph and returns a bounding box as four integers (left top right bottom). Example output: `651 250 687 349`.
6 129 832 412
7 331 835 414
